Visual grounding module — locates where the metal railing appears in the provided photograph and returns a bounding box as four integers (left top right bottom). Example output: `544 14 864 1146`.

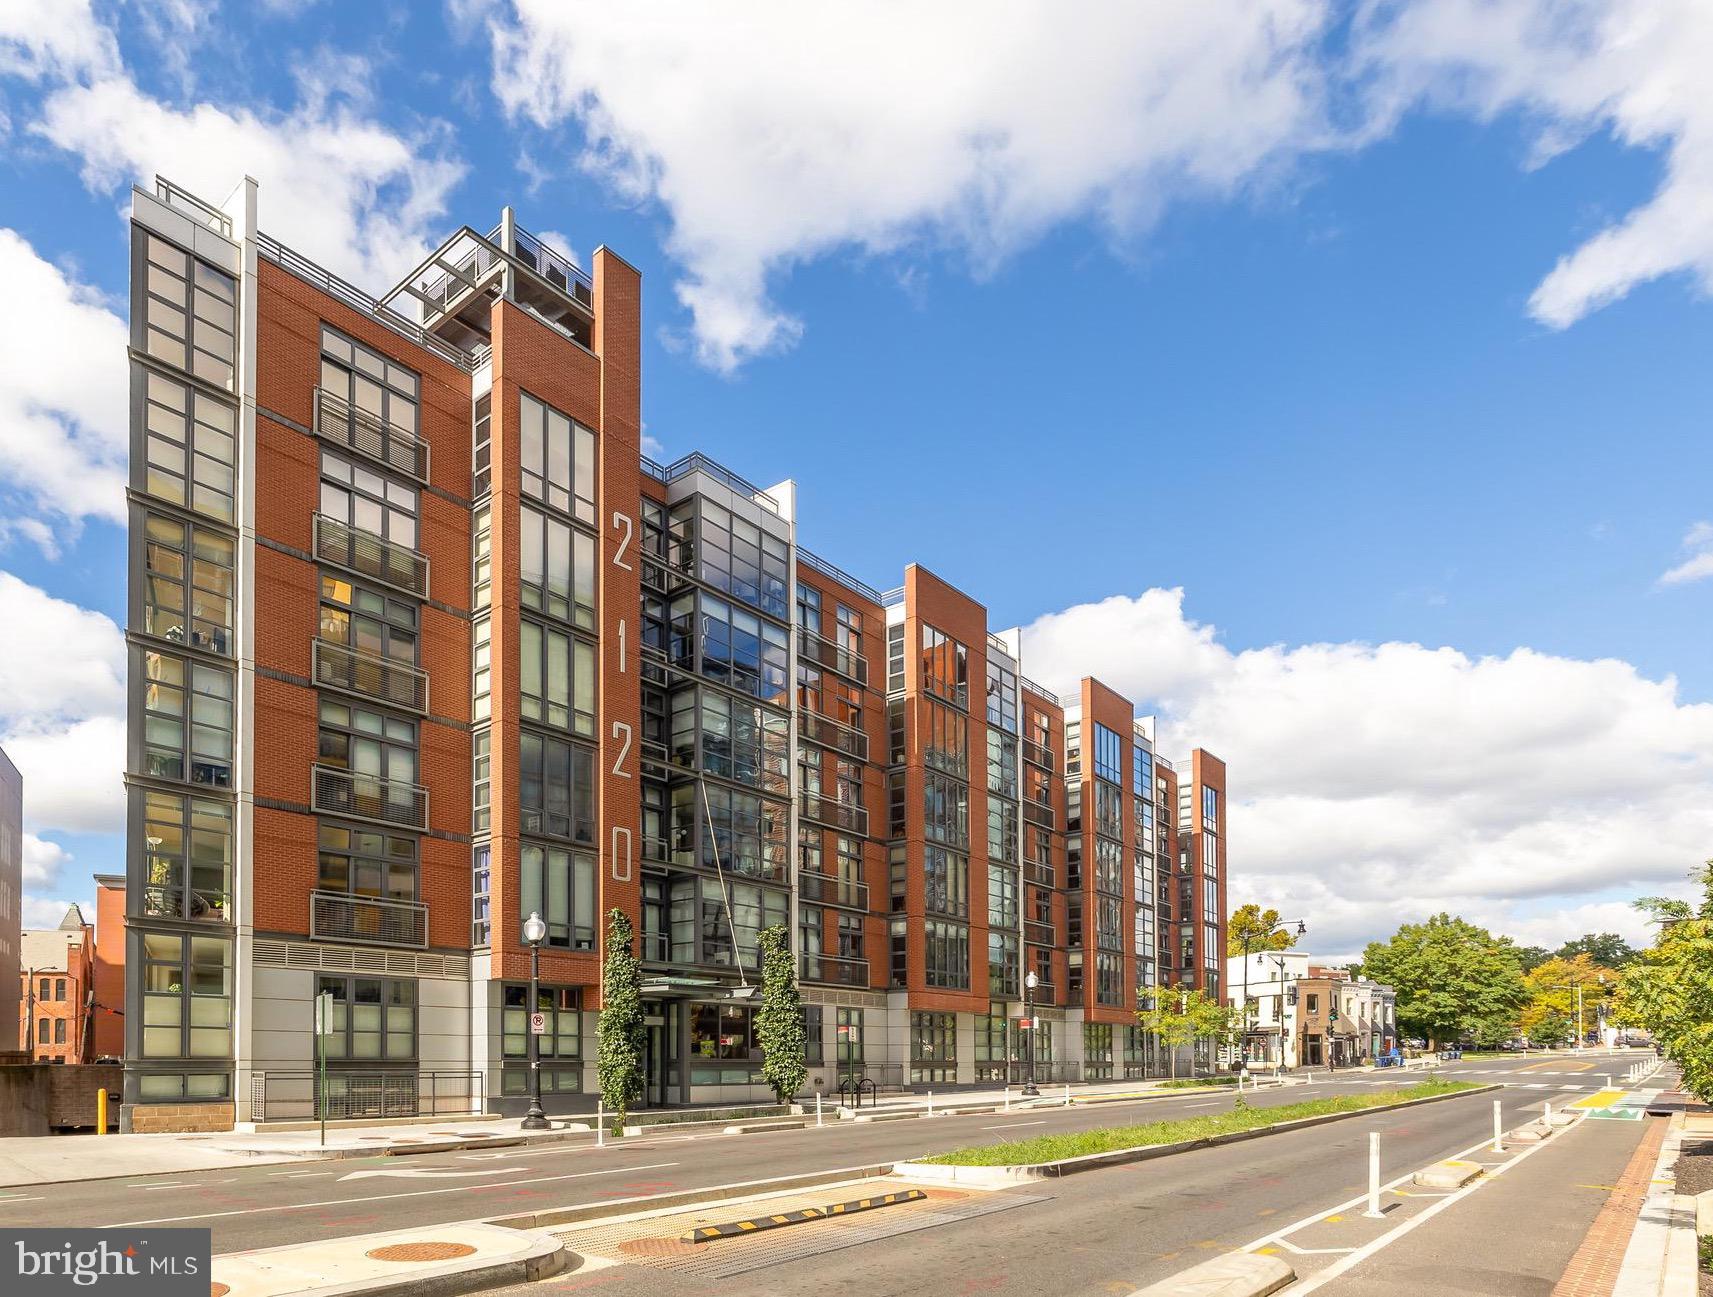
505 222 594 300
797 710 868 762
250 1070 482 1122
1025 861 1055 888
799 792 867 835
310 890 428 948
1024 919 1055 946
155 176 233 238
798 626 869 685
1023 797 1055 829
799 952 869 987
878 586 905 608
652 452 782 514
797 869 869 911
835 1062 904 1103
1029 980 1057 1007
315 514 429 598
1021 676 1055 701
313 640 428 713
1021 738 1054 770
312 764 428 830
987 631 1010 658
314 388 429 482
797 547 883 605
257 232 471 371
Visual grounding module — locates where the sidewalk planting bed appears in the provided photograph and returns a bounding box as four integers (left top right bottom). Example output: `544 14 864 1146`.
918 1077 1481 1166
1154 1076 1238 1089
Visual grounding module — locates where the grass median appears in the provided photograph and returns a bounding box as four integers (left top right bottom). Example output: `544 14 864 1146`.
918 1077 1481 1167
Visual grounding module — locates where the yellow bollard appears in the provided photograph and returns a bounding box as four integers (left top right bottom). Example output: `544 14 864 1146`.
97 1087 108 1135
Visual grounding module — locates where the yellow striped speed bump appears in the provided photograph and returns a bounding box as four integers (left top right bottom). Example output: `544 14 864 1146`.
681 1189 927 1243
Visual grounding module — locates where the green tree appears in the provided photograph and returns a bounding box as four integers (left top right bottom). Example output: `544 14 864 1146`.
1181 986 1242 1070
755 924 807 1105
1514 945 1552 973
1359 914 1527 1048
1620 862 1713 1102
1137 985 1196 1079
1227 904 1298 957
1520 953 1615 1044
1554 932 1637 968
597 908 645 1130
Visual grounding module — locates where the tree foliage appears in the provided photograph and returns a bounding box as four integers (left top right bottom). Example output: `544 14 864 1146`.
1554 933 1636 968
1138 984 1239 1076
597 907 646 1129
1226 904 1298 957
1620 862 1713 1103
1359 914 1527 1047
755 924 807 1104
1519 953 1615 1042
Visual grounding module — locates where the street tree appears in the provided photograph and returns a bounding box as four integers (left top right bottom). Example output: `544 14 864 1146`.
597 908 645 1130
1514 945 1552 973
1520 953 1615 1044
755 924 807 1105
1360 914 1527 1048
1137 985 1196 1079
1619 862 1713 1103
1554 932 1636 968
1227 904 1297 957
1180 986 1242 1069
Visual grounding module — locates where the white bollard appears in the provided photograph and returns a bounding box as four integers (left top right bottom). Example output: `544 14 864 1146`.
597 1100 605 1148
817 1093 823 1128
1064 1082 1071 1107
1004 1086 1011 1112
1492 1099 1503 1153
928 1090 934 1117
1363 1131 1384 1218
1544 1101 1553 1127
1605 1074 1612 1090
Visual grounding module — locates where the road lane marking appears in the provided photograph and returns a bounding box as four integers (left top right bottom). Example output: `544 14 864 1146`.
982 1121 1045 1131
99 1160 681 1228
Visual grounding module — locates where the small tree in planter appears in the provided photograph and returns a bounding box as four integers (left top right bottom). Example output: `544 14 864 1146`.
597 908 645 1131
756 924 807 1106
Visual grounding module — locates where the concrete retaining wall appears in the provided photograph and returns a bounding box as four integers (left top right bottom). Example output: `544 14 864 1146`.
0 1063 122 1134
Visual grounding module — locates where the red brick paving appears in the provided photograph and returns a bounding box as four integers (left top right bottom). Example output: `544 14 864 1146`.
1550 1114 1671 1297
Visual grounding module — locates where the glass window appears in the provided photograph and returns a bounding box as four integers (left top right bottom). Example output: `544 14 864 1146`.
317 822 417 900
922 770 969 849
520 619 596 736
472 391 491 497
922 700 968 777
921 625 968 708
670 782 788 881
141 789 231 922
471 845 490 947
676 498 789 619
519 731 596 844
910 1011 957 1082
691 593 789 702
142 513 234 654
316 975 415 1061
141 369 235 521
140 234 235 390
502 984 581 1058
519 842 597 949
519 503 596 630
519 392 596 524
320 449 417 548
985 657 1018 733
924 918 969 989
141 650 233 787
320 325 418 434
923 845 969 919
141 931 231 1060
1093 723 1123 784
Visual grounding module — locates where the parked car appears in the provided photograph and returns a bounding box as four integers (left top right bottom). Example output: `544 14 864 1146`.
1437 1046 1463 1061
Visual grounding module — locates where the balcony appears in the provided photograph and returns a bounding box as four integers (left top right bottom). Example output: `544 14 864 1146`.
313 388 429 482
798 710 868 762
1025 919 1055 946
1028 980 1057 1007
315 514 429 598
798 626 868 686
1025 860 1055 888
798 869 869 911
800 952 869 988
313 640 427 714
799 792 867 836
310 890 428 948
1023 797 1055 829
1022 738 1054 771
312 764 428 830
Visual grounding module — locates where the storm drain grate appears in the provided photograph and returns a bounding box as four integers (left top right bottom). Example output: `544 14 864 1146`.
555 1188 1047 1280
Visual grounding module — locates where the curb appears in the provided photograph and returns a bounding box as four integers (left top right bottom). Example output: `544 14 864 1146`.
1129 1250 1295 1297
681 1189 925 1243
210 1222 567 1297
486 1162 898 1232
896 1085 1504 1187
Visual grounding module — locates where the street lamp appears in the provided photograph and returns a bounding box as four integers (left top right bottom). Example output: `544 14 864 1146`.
521 911 550 1131
1549 976 1605 1051
1240 919 1306 1069
1021 971 1040 1097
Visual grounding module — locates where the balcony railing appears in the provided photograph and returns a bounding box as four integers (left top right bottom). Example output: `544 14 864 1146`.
1025 919 1055 946
1025 861 1055 888
315 514 429 598
1023 798 1055 829
313 640 427 714
1022 738 1054 771
1029 980 1058 1007
310 890 428 948
798 869 869 911
798 710 869 762
314 388 429 482
155 176 233 237
797 547 882 605
251 1070 481 1122
312 764 428 830
799 792 867 836
798 626 868 686
800 952 869 988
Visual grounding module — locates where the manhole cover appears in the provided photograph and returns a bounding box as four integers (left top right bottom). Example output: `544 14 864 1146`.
365 1242 478 1263
619 1237 700 1258
210 1284 230 1297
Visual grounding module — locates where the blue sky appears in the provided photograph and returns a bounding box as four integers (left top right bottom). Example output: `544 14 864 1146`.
3 1 1712 955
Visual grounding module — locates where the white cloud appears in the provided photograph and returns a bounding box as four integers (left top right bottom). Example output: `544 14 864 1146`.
0 229 129 543
1022 588 1713 954
488 2 1343 370
22 834 71 889
1354 0 1713 328
22 894 83 930
0 572 126 837
0 0 118 81
1658 521 1713 587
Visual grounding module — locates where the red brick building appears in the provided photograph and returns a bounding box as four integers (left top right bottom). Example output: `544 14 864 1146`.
19 906 93 1063
119 176 1229 1130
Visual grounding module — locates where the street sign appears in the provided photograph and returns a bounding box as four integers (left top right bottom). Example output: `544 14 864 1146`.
314 990 335 1036
530 1011 547 1036
1018 1017 1035 1030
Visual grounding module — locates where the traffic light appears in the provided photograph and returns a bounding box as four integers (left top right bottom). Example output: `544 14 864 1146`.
1329 1003 1339 1023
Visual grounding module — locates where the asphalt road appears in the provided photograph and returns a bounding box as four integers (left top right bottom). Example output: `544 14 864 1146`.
0 1048 1642 1263
481 1052 1652 1297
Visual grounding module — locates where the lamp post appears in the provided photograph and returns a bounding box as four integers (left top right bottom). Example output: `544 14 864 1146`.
1021 971 1040 1097
521 911 550 1131
1239 919 1305 1069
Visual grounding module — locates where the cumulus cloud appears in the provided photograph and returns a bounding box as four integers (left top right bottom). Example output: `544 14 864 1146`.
0 572 126 838
22 833 71 889
488 1 1343 370
1658 521 1713 587
0 0 117 81
0 229 129 543
1354 0 1713 329
1023 589 1713 953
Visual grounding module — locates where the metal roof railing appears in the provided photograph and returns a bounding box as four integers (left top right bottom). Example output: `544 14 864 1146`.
797 547 882 605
